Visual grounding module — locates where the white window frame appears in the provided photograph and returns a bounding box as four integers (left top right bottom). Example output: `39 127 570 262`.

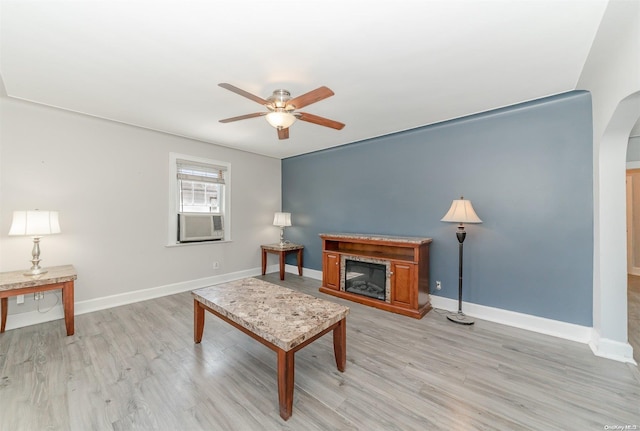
167 152 231 246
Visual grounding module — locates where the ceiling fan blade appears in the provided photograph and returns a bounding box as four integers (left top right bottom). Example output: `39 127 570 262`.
278 127 290 140
219 112 266 123
288 86 334 109
218 83 269 105
297 112 345 130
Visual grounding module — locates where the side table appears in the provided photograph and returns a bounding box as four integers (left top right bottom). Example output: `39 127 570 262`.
261 243 304 280
0 265 77 335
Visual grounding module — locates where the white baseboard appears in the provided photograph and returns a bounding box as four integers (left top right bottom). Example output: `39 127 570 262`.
302 266 612 358
590 330 637 365
4 304 67 332
3 265 273 332
6 264 634 364
430 295 594 344
286 264 322 280
305 266 637 363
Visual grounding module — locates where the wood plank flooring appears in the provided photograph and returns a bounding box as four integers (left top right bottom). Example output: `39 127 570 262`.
629 274 640 364
1 274 639 430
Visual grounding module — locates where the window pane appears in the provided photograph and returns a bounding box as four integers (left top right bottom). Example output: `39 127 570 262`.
179 180 221 213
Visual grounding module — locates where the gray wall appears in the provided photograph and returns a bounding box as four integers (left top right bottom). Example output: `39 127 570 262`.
1 96 282 313
282 91 593 326
628 136 640 162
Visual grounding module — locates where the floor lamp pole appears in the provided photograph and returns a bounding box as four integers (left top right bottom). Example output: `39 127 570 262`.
447 224 474 325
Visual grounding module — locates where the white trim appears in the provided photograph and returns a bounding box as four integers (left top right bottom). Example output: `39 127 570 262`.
165 239 233 248
590 330 637 364
6 263 634 365
167 152 231 246
295 265 637 363
307 266 636 363
2 265 278 332
293 265 322 280
627 161 640 169
429 295 593 344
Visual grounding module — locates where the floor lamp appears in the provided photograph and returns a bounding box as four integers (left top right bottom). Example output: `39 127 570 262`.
441 197 482 325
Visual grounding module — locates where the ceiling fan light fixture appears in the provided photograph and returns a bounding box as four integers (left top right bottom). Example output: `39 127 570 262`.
218 83 343 139
266 111 297 129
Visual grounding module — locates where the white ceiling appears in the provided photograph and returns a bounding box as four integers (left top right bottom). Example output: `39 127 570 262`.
1 0 610 159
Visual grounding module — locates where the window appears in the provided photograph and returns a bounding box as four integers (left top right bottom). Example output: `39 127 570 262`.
177 159 225 213
168 153 231 245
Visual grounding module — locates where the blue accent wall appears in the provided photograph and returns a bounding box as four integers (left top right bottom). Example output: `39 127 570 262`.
282 91 593 326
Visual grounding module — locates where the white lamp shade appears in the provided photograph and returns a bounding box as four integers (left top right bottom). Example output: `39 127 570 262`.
273 212 292 227
441 198 482 224
265 112 297 129
9 210 61 236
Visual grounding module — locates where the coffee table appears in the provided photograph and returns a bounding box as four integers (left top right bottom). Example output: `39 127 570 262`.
192 278 349 420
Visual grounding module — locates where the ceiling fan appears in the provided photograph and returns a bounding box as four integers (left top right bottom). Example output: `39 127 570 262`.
218 83 345 140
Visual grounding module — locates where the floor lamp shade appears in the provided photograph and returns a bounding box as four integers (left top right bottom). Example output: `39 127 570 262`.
441 198 482 224
441 197 482 325
9 210 61 275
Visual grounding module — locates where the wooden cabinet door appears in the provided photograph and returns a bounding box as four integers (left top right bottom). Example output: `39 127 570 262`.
323 253 340 290
391 262 414 306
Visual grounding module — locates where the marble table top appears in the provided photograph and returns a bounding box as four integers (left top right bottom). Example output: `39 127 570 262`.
0 265 77 291
261 242 304 251
192 278 349 351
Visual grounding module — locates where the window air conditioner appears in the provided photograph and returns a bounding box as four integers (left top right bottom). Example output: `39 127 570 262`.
178 213 224 242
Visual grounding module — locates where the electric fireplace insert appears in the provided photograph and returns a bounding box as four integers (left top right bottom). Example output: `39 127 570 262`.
342 256 391 302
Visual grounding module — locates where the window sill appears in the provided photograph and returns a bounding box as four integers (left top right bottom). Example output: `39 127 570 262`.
165 239 232 248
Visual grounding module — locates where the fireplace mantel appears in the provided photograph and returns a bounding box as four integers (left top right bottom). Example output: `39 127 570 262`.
319 233 432 319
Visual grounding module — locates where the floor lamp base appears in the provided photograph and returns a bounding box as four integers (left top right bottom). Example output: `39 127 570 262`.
446 311 475 325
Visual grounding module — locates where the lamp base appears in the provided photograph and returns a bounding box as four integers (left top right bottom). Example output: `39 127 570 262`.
24 268 48 276
446 311 475 325
279 227 286 246
24 236 48 276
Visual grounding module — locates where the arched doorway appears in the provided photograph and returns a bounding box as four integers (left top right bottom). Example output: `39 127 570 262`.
592 91 640 363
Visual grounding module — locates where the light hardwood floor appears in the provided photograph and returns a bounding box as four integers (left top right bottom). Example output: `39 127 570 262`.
629 275 640 365
1 274 639 430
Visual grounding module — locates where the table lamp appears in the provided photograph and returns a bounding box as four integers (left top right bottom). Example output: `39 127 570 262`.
9 210 61 276
273 212 291 246
441 197 482 325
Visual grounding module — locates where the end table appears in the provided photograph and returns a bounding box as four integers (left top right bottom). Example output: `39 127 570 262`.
261 243 304 280
0 264 77 335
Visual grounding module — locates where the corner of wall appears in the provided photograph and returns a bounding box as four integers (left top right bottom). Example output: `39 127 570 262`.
590 330 637 364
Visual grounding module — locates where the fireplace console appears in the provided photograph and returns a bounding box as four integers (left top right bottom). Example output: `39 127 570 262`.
319 233 432 319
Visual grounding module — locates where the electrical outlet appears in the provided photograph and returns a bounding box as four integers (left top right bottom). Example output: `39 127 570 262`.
212 261 220 269
435 281 442 290
34 292 44 301
16 294 24 304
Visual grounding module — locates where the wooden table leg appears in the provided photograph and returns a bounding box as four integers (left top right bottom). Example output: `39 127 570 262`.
1 297 7 333
279 250 286 280
61 281 75 336
277 348 295 420
297 249 303 276
261 249 267 275
333 318 346 372
194 300 205 343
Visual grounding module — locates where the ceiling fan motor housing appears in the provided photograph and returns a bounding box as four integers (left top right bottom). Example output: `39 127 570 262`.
267 89 295 112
